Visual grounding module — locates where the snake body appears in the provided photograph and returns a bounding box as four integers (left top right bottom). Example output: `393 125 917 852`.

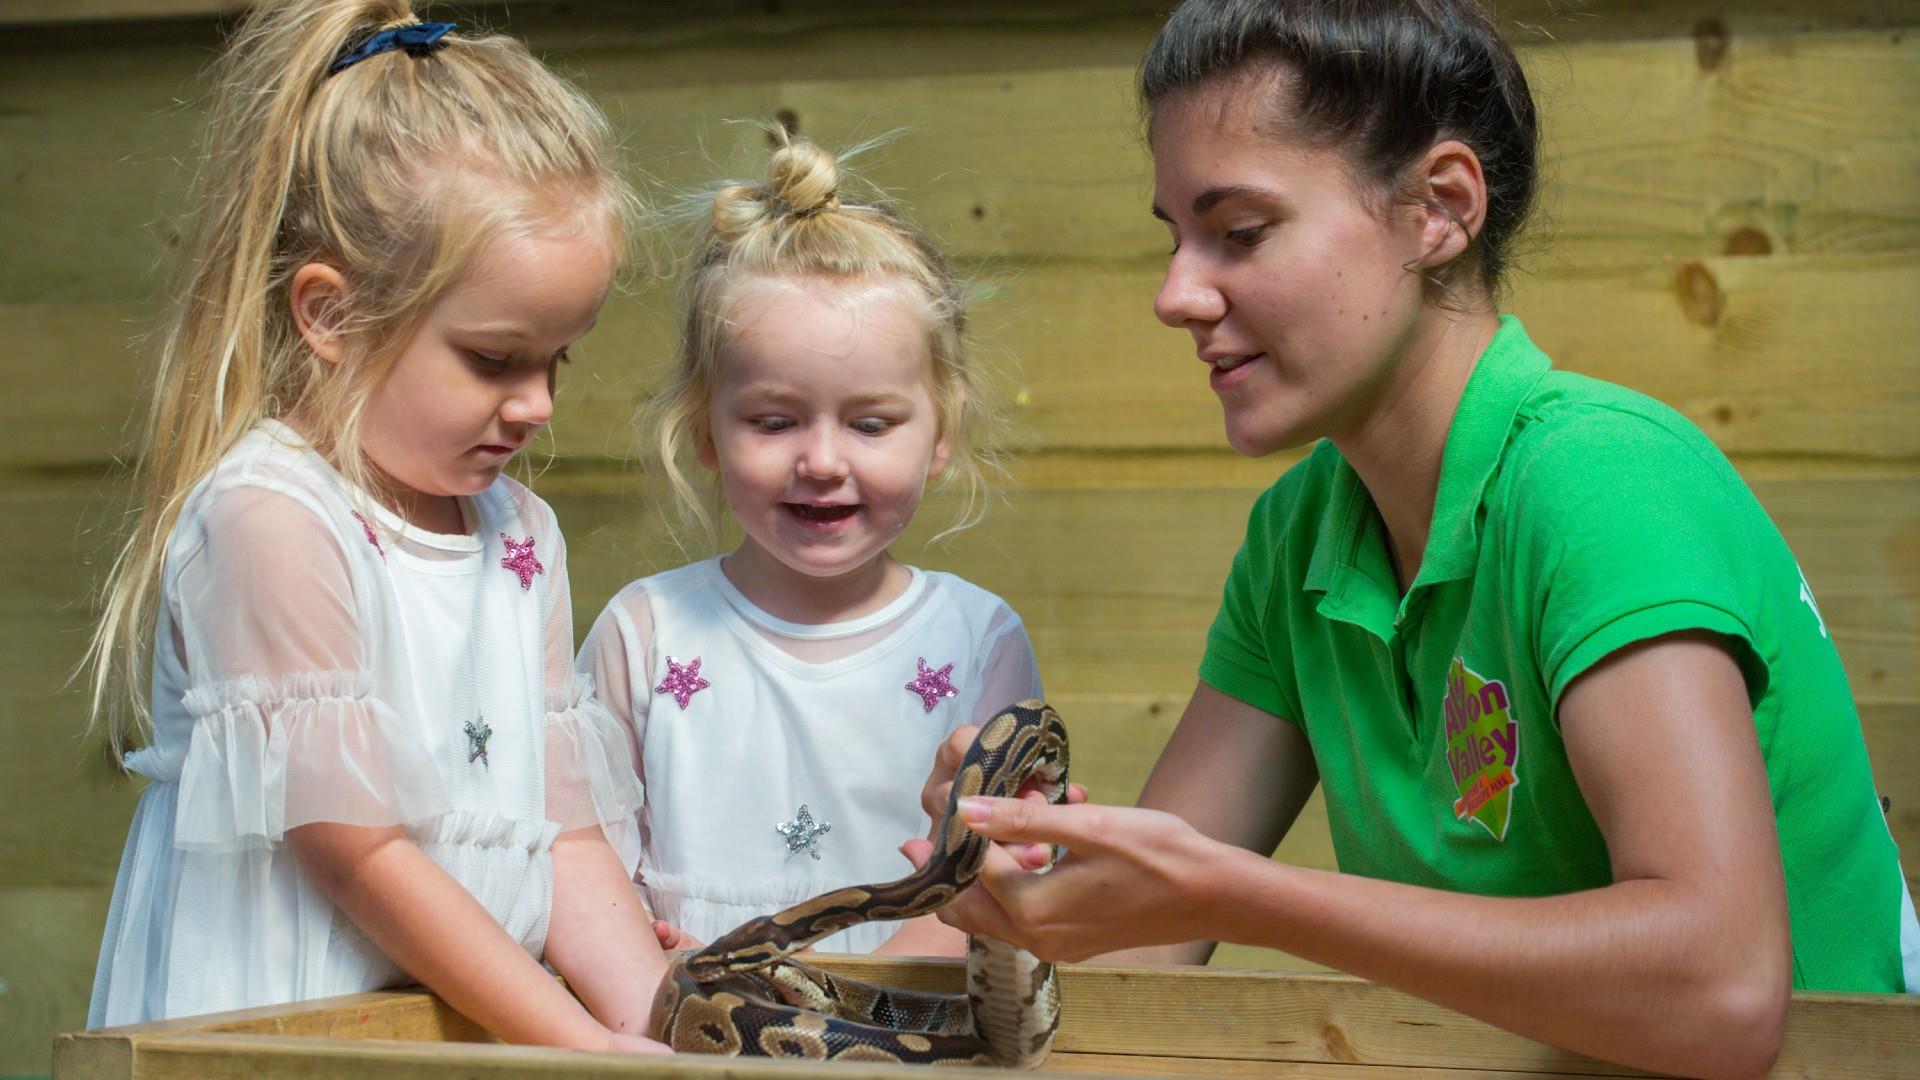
649 700 1070 1066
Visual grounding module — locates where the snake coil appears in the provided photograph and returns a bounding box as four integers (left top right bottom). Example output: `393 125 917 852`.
648 700 1070 1066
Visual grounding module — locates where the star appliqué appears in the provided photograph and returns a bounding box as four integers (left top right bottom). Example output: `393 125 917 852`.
654 655 711 710
905 657 959 712
499 533 544 590
776 804 831 860
464 717 492 768
350 511 385 558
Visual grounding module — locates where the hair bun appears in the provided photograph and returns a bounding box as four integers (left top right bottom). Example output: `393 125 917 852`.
765 138 840 218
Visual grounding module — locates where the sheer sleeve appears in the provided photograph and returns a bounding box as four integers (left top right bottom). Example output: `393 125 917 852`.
966 606 1045 733
168 484 452 852
527 501 642 871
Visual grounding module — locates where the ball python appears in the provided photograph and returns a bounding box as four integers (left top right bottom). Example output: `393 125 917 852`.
648 700 1070 1066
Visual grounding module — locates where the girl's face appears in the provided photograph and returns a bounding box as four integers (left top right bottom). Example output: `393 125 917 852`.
359 226 615 527
1150 84 1432 458
701 275 950 587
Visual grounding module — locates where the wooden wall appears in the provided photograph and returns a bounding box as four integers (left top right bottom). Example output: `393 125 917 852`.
3 1 1917 1075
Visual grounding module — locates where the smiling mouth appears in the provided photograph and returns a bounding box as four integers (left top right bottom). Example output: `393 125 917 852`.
785 503 859 523
1210 353 1263 373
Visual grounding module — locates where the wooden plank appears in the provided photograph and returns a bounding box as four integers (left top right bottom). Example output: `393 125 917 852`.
0 886 112 1078
792 960 1920 1077
61 1031 1084 1080
4 28 1917 307
942 253 1920 460
48 964 1920 1079
7 250 1916 469
1046 1054 1620 1079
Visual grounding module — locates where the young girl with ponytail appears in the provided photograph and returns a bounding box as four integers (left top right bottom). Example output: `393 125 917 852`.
84 1 671 1051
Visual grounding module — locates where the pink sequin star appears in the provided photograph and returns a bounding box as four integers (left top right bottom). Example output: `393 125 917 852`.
350 511 384 558
499 533 544 590
655 655 711 710
905 657 959 713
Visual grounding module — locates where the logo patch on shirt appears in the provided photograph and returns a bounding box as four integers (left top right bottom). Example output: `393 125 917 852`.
1443 657 1519 841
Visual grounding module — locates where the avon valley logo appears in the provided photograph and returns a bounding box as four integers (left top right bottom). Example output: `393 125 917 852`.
1443 657 1519 841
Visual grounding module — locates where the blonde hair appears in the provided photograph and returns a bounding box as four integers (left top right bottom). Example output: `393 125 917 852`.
84 0 639 757
650 133 997 548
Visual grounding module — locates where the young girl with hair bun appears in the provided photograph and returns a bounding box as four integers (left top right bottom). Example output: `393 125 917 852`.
914 1 1916 1075
85 0 670 1051
578 134 1043 957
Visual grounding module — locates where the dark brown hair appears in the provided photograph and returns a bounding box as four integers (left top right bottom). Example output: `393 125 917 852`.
1140 0 1538 296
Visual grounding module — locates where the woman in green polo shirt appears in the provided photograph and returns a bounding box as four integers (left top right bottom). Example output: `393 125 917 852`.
905 1 1917 1075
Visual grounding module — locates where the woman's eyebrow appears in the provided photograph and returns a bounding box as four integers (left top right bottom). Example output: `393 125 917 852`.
1151 184 1280 221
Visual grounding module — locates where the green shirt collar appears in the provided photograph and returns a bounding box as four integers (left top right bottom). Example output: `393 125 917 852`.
1303 316 1551 625
1421 315 1552 583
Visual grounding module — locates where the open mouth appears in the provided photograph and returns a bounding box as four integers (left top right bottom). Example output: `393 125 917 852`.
785 503 859 523
1211 353 1262 373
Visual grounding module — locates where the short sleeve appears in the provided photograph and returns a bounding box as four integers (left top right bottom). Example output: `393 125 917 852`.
1500 409 1770 717
519 493 642 869
967 607 1045 732
575 586 655 770
1198 485 1298 722
168 484 452 851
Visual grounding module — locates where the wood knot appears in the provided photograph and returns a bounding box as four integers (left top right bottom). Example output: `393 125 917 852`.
1694 17 1730 71
1675 261 1723 327
1322 1022 1359 1062
1722 226 1773 256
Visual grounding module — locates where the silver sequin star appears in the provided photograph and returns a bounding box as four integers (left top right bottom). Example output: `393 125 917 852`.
776 804 831 860
464 717 492 768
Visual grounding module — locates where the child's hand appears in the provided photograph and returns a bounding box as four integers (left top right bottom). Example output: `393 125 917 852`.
602 1031 674 1054
652 919 706 952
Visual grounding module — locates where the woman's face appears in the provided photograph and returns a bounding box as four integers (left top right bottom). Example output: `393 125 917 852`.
1149 83 1433 458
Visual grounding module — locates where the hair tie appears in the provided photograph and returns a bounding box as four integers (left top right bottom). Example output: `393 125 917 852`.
328 21 456 76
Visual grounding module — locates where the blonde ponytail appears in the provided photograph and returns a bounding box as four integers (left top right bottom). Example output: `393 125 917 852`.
85 0 638 758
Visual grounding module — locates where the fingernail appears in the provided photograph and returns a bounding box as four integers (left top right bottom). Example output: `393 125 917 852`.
957 797 989 824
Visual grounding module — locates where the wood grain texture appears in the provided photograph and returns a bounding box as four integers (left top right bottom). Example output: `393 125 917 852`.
46 964 1920 1078
3 30 1917 464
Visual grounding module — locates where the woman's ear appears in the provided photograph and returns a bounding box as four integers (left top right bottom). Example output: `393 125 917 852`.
1416 139 1488 271
290 262 351 364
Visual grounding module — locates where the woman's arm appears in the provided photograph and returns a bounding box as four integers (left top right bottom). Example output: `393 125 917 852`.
289 822 663 1052
1099 682 1318 965
946 634 1790 1080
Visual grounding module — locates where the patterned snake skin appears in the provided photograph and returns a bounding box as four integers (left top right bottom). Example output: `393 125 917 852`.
648 700 1071 1066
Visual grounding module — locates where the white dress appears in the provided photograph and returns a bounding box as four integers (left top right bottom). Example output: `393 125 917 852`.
578 558 1043 954
88 420 641 1026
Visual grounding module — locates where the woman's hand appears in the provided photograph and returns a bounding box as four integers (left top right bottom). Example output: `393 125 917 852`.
905 797 1223 963
914 724 1088 870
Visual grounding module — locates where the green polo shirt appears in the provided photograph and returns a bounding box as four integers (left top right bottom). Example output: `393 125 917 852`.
1200 316 1915 992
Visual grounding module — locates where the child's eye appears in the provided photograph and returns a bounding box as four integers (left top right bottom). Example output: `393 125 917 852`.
752 417 794 433
851 418 894 436
466 351 513 373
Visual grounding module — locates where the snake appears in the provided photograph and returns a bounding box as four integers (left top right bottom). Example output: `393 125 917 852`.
648 700 1071 1067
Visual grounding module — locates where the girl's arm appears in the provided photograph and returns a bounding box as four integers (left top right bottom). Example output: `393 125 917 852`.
556 587 672 1031
546 825 670 1039
288 822 649 1051
942 633 1789 1080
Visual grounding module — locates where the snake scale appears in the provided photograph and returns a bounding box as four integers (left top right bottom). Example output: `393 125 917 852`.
648 700 1071 1066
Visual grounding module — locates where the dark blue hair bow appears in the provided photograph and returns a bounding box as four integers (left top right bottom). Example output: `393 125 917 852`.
328 21 456 76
